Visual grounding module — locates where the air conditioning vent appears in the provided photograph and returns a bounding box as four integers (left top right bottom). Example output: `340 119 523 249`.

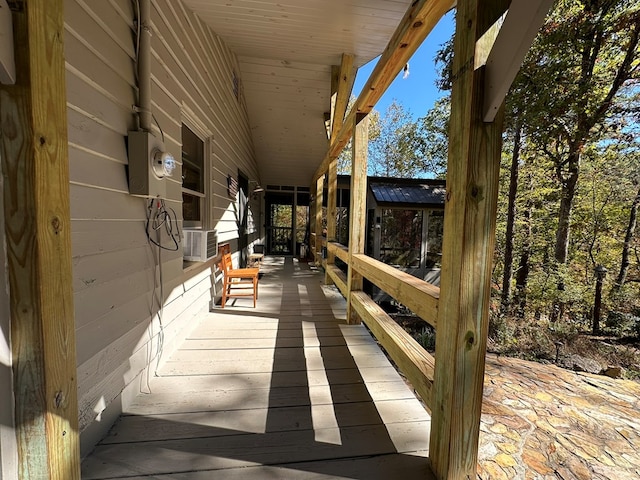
183 229 217 262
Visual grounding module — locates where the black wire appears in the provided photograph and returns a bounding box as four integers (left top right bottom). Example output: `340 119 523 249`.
144 196 171 381
146 197 181 251
152 113 165 143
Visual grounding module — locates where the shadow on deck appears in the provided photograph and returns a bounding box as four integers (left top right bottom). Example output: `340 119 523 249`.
81 257 435 479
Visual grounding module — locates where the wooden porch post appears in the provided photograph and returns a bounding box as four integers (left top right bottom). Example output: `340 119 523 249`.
325 59 340 267
325 52 355 281
314 175 324 263
429 0 507 478
0 0 80 479
346 113 369 324
324 157 337 284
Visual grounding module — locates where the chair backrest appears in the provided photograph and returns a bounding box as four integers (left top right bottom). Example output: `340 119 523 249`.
221 253 234 274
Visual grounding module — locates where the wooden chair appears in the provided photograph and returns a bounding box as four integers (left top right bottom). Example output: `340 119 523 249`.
220 253 259 308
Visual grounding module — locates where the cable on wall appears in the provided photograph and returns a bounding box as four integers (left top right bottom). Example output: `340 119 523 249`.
144 197 182 382
129 1 176 385
146 197 181 251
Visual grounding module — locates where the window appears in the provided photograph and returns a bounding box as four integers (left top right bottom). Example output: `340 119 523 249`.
181 124 204 226
380 209 423 268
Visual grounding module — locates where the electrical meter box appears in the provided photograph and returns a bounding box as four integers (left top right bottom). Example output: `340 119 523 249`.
127 130 176 198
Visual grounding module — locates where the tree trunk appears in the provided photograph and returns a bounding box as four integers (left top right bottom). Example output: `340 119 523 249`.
554 151 580 264
613 185 640 290
514 202 531 318
501 121 523 314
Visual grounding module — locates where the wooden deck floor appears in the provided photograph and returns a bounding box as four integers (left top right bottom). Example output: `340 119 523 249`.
81 257 435 479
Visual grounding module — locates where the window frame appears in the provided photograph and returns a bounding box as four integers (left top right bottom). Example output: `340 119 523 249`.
181 109 211 229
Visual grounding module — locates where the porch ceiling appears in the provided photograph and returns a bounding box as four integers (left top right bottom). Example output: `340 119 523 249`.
182 0 414 187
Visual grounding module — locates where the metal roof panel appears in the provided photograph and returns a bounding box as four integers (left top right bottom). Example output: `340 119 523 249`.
371 182 446 206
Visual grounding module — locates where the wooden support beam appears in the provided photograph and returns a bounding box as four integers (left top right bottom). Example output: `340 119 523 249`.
323 111 331 139
483 0 554 121
328 66 339 141
0 1 81 478
330 64 339 114
330 53 356 140
323 64 340 139
429 0 507 478
351 254 439 328
351 291 435 409
313 0 455 181
314 176 324 262
324 157 338 285
346 113 368 324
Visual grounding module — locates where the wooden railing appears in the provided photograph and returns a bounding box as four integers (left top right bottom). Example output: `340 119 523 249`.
307 2 511 477
325 241 437 410
351 254 438 328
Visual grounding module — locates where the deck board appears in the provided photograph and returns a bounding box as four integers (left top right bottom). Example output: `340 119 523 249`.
99 398 428 444
117 453 433 480
81 257 434 479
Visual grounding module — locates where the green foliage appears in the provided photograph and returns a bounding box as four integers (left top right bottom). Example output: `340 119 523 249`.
369 100 428 178
415 96 450 178
517 0 640 148
416 326 436 352
337 96 446 178
502 139 640 322
488 313 516 348
490 0 640 323
604 311 640 336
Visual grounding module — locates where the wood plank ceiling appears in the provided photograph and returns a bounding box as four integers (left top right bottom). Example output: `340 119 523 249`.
181 0 415 187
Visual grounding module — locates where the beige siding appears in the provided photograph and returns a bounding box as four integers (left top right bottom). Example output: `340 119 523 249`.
64 0 259 455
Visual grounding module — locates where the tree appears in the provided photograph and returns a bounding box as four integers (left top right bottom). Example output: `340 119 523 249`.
500 119 524 313
614 186 640 289
415 95 450 178
369 100 424 177
425 1 640 325
514 199 532 318
336 96 380 175
519 0 640 265
612 145 640 291
338 99 436 179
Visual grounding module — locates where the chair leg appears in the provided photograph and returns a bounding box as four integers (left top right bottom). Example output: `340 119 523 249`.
222 274 259 307
221 279 228 308
253 277 257 308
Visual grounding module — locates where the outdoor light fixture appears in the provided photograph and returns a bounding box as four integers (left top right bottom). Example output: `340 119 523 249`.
250 181 264 194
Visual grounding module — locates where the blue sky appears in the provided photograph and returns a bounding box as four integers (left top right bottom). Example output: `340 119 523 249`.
352 10 455 120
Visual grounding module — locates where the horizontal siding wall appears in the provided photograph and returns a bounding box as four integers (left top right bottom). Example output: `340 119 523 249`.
64 0 259 455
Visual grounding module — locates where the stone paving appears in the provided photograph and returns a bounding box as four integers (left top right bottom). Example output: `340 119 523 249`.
477 354 640 480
